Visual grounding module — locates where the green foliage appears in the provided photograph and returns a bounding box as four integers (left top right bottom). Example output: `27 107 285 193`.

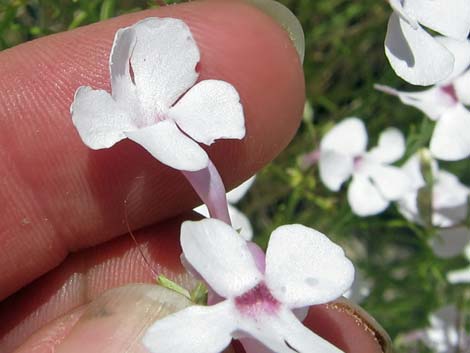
1 1 469 352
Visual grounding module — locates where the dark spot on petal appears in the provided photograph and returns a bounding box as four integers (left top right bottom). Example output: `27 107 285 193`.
284 340 300 352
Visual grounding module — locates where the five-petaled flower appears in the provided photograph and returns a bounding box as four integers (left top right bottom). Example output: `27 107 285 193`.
143 218 354 353
319 117 411 216
385 0 470 85
71 17 245 172
377 37 470 161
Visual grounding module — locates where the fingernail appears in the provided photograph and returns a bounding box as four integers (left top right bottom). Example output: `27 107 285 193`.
244 0 305 63
330 298 393 353
55 284 234 353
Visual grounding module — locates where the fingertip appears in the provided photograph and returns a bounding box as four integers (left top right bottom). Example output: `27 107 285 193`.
305 298 390 353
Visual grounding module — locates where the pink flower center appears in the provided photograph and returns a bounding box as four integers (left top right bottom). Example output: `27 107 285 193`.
441 84 458 105
353 155 363 170
235 282 280 317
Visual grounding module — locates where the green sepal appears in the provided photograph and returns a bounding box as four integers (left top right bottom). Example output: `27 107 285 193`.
190 282 209 305
156 275 191 300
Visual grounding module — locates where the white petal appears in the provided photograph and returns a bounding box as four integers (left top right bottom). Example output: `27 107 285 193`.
320 118 368 156
319 151 354 191
71 86 136 149
169 80 245 145
433 170 469 226
430 104 470 161
109 26 137 103
375 84 455 121
397 192 421 224
388 0 419 29
131 18 200 118
142 301 234 353
237 306 345 353
431 227 470 258
454 70 470 105
385 13 454 86
347 175 389 216
125 119 208 171
227 176 257 204
435 37 470 83
447 266 470 284
367 164 412 201
181 219 262 298
404 0 470 40
401 152 438 190
193 204 210 218
228 204 253 241
367 128 406 163
264 224 354 308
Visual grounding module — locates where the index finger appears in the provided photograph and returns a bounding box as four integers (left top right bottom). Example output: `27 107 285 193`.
0 0 305 300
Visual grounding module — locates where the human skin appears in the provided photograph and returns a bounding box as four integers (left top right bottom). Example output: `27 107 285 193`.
0 1 388 352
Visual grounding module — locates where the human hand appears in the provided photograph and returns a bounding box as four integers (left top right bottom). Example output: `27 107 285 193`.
0 1 388 352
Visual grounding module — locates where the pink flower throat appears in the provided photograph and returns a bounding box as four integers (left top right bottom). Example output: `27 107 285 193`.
235 282 280 317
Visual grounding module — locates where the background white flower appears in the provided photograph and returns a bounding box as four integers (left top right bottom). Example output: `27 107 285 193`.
385 0 470 85
194 176 256 240
397 152 470 258
377 37 470 161
71 17 245 172
143 219 354 353
319 117 411 216
421 305 468 353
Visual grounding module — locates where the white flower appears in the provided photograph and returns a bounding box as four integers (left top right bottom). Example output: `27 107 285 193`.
397 153 470 258
422 305 468 353
385 0 470 85
377 37 470 161
194 176 256 240
319 118 411 216
71 18 245 172
143 219 354 353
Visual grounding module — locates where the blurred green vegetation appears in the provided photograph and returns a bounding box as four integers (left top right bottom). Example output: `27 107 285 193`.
1 1 469 352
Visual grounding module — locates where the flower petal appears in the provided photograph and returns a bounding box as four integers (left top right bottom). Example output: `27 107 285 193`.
431 227 470 258
435 37 470 83
430 104 470 161
125 119 208 171
397 192 420 224
375 84 455 121
367 128 406 163
227 176 257 204
71 87 136 149
109 26 137 103
237 307 345 353
447 266 470 284
181 219 262 298
368 164 412 201
131 18 200 118
454 70 470 105
228 204 254 241
347 175 389 216
385 13 454 85
169 80 245 145
404 0 470 40
319 150 354 191
433 170 469 226
142 301 234 353
320 118 368 156
264 224 354 308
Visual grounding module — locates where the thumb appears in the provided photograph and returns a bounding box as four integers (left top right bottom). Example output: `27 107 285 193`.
15 284 235 353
